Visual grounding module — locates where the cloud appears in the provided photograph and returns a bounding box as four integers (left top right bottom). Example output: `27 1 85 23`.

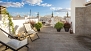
50 7 56 10
0 1 24 7
0 0 52 7
38 3 52 7
66 8 71 10
56 12 60 14
50 7 62 10
55 8 71 12
24 0 52 7
50 7 71 12
24 0 42 5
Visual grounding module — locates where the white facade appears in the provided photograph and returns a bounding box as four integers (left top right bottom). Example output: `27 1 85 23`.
50 18 54 27
66 18 71 23
71 0 86 33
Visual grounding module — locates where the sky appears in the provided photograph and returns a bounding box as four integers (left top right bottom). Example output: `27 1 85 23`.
0 0 71 17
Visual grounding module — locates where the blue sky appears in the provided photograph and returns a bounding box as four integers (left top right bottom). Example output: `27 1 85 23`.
0 0 71 17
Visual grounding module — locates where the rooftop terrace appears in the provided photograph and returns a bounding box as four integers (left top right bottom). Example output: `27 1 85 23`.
0 26 91 51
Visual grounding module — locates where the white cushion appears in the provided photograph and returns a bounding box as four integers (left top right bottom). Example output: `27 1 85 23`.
27 30 36 34
7 39 21 49
15 25 26 35
24 23 36 34
24 23 32 31
0 30 10 43
14 25 19 32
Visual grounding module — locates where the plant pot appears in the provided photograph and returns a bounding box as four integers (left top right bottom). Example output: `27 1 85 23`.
64 28 69 32
70 29 73 34
37 29 40 32
57 29 61 32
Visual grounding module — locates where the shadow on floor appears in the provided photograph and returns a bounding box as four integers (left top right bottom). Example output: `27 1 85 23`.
76 35 91 50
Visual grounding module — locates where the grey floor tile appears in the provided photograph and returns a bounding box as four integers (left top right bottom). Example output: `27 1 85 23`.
0 26 91 51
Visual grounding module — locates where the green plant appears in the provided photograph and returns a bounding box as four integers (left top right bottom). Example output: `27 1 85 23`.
2 9 15 34
54 22 64 29
34 22 42 30
64 22 71 28
7 13 15 34
2 9 8 26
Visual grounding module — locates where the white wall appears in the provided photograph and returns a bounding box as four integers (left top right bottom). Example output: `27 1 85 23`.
0 19 38 33
71 0 86 33
0 14 1 20
13 19 38 26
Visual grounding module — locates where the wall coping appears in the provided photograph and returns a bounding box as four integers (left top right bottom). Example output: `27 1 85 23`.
85 2 91 6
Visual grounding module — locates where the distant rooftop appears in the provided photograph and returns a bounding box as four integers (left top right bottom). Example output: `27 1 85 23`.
85 1 91 6
0 5 6 8
0 5 6 14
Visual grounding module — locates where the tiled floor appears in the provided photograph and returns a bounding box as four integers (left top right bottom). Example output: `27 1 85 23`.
0 26 91 51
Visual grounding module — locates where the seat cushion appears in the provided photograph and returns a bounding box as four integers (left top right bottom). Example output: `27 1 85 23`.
27 28 37 34
15 25 26 35
7 39 21 49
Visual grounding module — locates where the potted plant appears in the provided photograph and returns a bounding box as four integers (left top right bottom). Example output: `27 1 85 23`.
34 22 42 32
54 22 64 32
64 22 71 32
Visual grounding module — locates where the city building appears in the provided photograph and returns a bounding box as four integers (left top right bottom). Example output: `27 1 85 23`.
0 6 6 20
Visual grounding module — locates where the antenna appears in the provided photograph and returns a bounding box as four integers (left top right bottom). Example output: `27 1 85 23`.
30 9 31 16
52 11 53 17
67 11 69 17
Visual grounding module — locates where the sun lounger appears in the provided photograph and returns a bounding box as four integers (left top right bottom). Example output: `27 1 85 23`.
23 23 40 42
0 28 29 51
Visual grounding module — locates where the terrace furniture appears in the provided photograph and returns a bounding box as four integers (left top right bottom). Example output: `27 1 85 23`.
23 23 40 42
0 28 29 51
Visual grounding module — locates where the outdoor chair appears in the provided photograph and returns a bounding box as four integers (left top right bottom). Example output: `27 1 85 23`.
23 23 40 42
0 28 29 51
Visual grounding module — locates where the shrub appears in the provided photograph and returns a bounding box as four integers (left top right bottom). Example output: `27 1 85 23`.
54 22 64 29
64 22 71 28
34 22 43 30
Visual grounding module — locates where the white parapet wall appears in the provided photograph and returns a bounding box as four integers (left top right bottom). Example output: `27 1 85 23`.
0 19 38 33
10 19 38 27
71 0 86 33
